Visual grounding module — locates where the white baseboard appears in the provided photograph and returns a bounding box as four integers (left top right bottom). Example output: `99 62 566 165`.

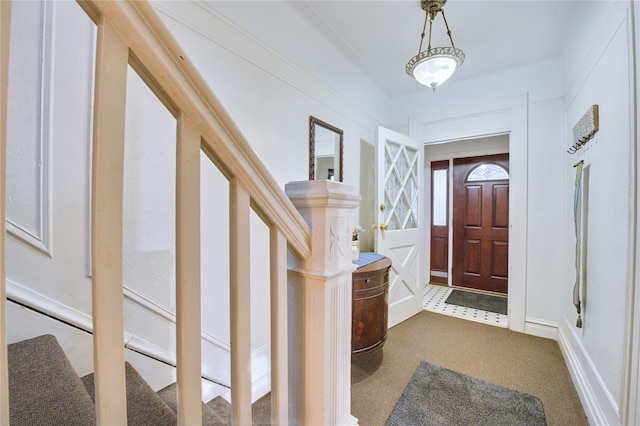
345 414 359 425
524 317 559 340
7 278 94 331
557 316 620 425
250 344 272 403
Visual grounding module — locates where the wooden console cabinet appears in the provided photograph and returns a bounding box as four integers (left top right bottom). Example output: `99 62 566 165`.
351 256 392 356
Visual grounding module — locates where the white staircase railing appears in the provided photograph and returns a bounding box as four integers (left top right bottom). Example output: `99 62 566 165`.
0 0 359 425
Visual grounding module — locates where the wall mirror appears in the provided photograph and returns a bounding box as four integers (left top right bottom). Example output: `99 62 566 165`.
309 116 343 182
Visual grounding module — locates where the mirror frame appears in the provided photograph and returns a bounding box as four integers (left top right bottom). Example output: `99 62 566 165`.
309 115 344 182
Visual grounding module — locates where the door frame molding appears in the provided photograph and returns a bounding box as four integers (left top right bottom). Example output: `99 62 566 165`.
409 94 528 332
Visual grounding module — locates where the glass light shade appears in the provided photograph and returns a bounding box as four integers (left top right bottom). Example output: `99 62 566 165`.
406 46 465 90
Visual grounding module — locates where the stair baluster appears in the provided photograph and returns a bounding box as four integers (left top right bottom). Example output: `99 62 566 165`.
176 113 203 425
90 15 128 425
270 228 289 425
229 179 252 425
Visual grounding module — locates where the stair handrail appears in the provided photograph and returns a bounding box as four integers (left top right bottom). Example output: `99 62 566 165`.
77 0 312 259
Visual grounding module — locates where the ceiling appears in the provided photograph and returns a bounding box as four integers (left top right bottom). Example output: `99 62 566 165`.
203 1 597 99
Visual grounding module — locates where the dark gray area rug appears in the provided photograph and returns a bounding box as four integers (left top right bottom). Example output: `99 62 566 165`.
445 289 508 315
386 361 546 426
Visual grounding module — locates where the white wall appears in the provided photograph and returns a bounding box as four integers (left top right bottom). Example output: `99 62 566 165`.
525 100 564 338
189 1 389 121
558 3 635 424
358 139 375 252
152 1 379 189
6 0 95 360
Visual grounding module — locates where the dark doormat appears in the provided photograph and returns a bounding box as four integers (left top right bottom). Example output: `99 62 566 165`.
445 289 507 315
385 361 546 426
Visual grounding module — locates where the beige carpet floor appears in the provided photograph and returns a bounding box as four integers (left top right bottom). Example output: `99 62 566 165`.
351 310 588 426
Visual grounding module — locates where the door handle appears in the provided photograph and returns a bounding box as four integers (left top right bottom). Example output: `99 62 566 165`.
374 223 388 231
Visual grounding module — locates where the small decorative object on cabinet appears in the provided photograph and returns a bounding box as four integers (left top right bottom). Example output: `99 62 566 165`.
351 225 364 261
351 255 392 356
351 241 359 261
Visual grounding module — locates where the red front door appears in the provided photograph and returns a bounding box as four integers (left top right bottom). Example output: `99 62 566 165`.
452 154 509 294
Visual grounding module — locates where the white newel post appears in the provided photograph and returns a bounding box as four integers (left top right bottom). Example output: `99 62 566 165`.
285 180 360 426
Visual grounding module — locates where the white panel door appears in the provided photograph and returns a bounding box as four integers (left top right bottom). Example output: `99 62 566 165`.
375 126 423 328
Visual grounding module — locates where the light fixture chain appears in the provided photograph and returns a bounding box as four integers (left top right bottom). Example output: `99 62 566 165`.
417 11 429 55
440 9 456 48
427 16 433 52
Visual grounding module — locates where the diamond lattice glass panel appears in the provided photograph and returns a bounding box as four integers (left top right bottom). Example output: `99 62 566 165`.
406 175 417 203
410 182 418 201
388 212 400 230
397 151 408 180
410 165 418 190
387 141 400 159
404 146 419 229
411 196 419 219
384 140 419 231
397 196 409 228
467 164 509 181
432 169 447 226
385 192 398 229
386 172 401 205
385 149 393 171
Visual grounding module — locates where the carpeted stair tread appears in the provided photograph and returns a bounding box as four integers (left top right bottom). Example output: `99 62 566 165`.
205 394 272 425
7 334 272 426
8 334 97 426
157 382 227 425
251 393 271 426
82 362 177 426
206 396 232 424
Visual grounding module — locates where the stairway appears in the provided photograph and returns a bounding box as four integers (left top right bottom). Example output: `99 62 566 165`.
7 335 271 425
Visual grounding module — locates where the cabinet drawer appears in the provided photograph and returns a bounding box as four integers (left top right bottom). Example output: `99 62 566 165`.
353 273 387 291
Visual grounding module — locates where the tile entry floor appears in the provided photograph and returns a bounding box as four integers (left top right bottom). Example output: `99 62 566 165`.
423 283 508 328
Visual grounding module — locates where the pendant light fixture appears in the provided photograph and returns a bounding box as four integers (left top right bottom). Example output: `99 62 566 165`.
405 0 465 91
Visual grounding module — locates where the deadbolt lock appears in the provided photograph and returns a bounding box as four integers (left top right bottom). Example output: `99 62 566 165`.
379 204 386 212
